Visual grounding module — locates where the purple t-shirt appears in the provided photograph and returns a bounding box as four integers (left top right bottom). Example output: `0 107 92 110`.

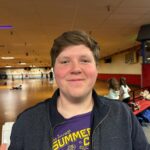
52 112 92 150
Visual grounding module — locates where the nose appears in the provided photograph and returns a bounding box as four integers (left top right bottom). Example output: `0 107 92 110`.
70 61 81 74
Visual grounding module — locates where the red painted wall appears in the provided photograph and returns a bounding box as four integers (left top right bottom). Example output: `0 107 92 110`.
142 64 150 88
97 74 141 86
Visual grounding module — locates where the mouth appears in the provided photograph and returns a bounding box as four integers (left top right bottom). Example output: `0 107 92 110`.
67 79 84 81
67 79 85 85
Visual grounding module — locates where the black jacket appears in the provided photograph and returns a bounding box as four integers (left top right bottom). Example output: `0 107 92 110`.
9 89 150 150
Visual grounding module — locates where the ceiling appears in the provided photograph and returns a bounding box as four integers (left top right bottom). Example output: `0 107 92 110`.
0 0 150 68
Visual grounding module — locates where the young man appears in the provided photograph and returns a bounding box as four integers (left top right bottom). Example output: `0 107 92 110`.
7 30 149 150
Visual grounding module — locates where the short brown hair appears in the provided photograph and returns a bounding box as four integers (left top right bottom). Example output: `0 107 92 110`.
120 77 127 87
108 78 120 91
50 30 100 67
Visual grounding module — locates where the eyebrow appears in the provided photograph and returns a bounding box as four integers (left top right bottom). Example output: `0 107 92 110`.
58 54 91 59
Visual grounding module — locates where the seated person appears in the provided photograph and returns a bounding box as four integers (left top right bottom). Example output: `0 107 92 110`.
11 85 22 90
105 78 120 100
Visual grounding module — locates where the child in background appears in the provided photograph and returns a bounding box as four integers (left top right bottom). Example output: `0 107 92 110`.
120 77 131 103
105 78 120 100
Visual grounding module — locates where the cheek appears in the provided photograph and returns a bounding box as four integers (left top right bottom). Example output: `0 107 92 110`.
86 66 98 78
54 65 69 79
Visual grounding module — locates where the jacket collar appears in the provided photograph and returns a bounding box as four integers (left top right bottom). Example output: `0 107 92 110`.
48 89 65 128
92 90 110 130
48 89 110 129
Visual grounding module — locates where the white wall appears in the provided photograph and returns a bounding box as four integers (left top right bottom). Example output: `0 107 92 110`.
98 52 142 74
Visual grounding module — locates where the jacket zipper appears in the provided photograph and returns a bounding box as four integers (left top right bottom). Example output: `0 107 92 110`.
91 108 110 150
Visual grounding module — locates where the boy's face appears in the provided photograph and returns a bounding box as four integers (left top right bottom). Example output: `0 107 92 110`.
54 44 98 101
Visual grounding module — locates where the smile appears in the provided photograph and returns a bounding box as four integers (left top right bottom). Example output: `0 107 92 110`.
67 79 84 81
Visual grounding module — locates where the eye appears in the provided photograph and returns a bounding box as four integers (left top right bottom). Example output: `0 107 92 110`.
60 60 70 64
80 59 90 63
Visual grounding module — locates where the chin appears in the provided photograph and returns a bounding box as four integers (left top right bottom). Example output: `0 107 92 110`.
68 90 91 99
72 93 85 98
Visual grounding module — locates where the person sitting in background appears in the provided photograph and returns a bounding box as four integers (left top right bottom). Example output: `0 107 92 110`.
120 77 131 104
105 78 120 100
11 85 22 90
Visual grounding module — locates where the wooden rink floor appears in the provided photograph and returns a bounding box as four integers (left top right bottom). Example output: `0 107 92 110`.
0 79 135 143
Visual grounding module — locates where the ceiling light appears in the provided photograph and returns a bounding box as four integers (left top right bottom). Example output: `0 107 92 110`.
5 66 12 68
30 65 36 67
0 25 13 29
1 57 15 60
19 62 26 65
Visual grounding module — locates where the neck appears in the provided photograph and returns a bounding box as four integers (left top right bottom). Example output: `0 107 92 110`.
57 92 94 119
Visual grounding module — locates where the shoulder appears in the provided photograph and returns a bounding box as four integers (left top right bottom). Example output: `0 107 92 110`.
97 95 131 115
20 98 50 116
127 85 131 90
120 85 124 89
109 89 116 94
94 90 122 107
14 98 52 128
93 95 136 129
98 95 122 105
10 98 52 143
